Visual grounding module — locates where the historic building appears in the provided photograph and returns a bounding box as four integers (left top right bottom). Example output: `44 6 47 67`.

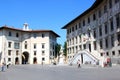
0 23 60 65
62 0 120 66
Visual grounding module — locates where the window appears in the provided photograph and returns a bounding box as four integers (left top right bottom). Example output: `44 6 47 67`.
72 27 74 32
75 25 77 30
105 38 109 48
52 43 54 49
106 52 109 56
105 23 108 34
89 44 91 52
115 0 119 4
42 33 45 38
109 0 112 9
83 20 85 26
42 51 45 56
79 45 82 50
83 44 86 49
93 41 97 50
93 29 96 38
99 26 102 36
112 51 115 56
25 44 27 49
16 50 19 56
70 39 71 45
16 33 19 37
76 46 78 52
116 14 120 28
98 10 101 18
67 29 69 34
8 58 11 61
79 35 82 43
72 47 74 53
111 35 114 47
104 5 107 13
117 34 120 46
79 23 81 28
100 39 103 49
33 33 37 38
70 48 71 54
8 50 11 56
42 57 45 61
72 38 74 45
8 31 12 36
42 43 45 49
119 50 120 55
100 53 103 57
110 18 114 31
14 42 20 49
24 41 27 49
34 51 36 56
34 44 36 49
69 28 71 33
88 17 90 23
93 14 96 21
76 36 77 44
8 42 12 48
88 32 91 38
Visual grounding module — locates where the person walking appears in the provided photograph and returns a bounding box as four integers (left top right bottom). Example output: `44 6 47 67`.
7 63 10 69
1 62 5 71
77 59 81 68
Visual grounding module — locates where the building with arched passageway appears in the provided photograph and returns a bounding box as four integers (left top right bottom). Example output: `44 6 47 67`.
0 23 60 65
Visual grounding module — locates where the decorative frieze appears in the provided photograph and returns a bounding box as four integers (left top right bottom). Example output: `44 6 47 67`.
112 3 120 15
77 29 82 35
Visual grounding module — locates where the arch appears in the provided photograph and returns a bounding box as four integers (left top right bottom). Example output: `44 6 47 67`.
15 57 19 64
33 57 37 64
22 52 29 64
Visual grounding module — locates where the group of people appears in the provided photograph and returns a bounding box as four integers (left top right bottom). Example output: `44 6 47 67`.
0 62 10 72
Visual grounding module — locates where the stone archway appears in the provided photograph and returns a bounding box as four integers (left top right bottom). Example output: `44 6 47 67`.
22 52 29 64
33 57 37 64
15 57 19 64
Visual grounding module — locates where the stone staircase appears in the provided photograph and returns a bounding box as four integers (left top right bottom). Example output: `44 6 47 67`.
69 50 99 65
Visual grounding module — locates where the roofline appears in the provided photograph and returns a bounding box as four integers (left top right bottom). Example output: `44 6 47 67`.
0 26 60 37
62 0 103 29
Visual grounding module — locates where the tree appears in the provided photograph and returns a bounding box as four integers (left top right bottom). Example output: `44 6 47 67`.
55 43 61 58
63 42 67 57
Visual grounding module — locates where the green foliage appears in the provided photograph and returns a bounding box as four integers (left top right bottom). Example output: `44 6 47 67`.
55 43 61 58
63 42 67 57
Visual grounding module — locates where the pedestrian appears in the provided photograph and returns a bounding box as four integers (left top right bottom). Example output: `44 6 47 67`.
42 61 43 65
77 59 81 68
1 62 5 71
7 63 10 69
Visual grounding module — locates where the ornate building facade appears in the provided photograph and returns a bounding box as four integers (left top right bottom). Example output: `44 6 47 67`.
0 23 59 65
62 0 120 66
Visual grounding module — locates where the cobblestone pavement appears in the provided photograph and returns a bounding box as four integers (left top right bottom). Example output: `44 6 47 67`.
0 64 120 80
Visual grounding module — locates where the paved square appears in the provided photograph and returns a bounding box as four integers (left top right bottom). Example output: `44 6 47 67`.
0 65 120 80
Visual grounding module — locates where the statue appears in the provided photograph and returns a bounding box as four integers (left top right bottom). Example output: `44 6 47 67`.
58 47 64 65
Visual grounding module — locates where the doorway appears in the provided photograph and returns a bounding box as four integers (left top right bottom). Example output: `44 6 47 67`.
15 57 19 64
22 52 29 64
33 57 37 64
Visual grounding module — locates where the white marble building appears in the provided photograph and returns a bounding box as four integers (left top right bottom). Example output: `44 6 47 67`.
62 0 120 66
0 23 59 65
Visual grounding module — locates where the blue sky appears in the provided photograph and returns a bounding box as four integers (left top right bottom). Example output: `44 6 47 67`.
0 0 95 46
